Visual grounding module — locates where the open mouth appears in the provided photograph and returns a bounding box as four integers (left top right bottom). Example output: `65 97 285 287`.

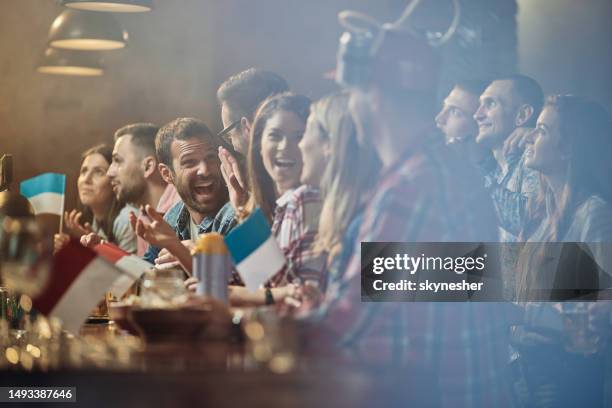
274 158 296 169
193 180 215 195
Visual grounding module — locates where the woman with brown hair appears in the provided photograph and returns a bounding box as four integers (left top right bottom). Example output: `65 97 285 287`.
513 95 612 408
54 144 137 254
518 95 612 296
228 92 326 306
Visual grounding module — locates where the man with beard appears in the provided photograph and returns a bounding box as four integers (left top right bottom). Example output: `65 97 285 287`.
88 123 179 256
139 118 233 264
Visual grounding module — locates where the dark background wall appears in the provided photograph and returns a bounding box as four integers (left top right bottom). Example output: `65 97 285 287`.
0 0 611 218
0 0 405 209
518 0 612 108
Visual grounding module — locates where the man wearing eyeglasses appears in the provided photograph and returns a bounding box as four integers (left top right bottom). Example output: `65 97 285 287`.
215 68 290 212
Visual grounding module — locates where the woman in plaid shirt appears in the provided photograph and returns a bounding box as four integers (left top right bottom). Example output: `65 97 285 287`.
231 93 326 306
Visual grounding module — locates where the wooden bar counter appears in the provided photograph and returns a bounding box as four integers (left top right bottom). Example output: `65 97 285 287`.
0 322 439 407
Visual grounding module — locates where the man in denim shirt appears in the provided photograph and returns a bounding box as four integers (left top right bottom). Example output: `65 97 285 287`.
142 118 236 264
474 75 543 243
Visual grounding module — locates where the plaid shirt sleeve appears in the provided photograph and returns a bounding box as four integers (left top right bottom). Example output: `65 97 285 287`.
309 176 427 345
301 155 514 407
270 186 326 287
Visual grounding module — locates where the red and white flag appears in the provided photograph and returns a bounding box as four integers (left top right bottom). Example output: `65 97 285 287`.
93 242 151 296
33 240 123 334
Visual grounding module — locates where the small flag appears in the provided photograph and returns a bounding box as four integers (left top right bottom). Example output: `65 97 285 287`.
224 208 286 292
33 240 122 334
20 173 66 216
93 242 151 296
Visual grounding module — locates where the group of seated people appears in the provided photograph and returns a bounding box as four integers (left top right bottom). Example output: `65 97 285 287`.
51 28 612 407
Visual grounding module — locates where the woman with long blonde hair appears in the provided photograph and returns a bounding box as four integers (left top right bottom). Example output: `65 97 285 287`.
311 93 380 272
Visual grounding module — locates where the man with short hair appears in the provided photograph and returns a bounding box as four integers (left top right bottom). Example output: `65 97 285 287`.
436 80 489 146
474 74 543 242
436 80 494 168
139 118 233 264
216 68 290 210
217 68 289 155
84 123 179 256
108 124 170 210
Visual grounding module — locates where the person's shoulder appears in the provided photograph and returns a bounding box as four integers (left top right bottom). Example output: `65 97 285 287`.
212 201 238 236
291 185 321 202
156 184 181 214
570 195 612 242
113 204 136 228
576 195 612 220
118 203 137 217
164 200 185 221
388 145 443 197
215 201 235 219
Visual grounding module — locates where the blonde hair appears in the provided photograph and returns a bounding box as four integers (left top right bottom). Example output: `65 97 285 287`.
313 93 381 259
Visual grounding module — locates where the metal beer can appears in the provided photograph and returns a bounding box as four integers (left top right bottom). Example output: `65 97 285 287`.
192 233 231 303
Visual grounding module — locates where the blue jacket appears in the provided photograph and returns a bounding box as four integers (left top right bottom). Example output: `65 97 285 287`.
143 200 236 264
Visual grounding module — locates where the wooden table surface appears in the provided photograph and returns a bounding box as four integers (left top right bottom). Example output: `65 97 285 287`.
0 321 440 407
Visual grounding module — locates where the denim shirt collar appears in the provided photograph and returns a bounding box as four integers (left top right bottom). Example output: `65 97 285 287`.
165 201 215 241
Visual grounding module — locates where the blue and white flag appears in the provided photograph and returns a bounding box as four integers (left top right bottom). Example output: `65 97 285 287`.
20 173 66 216
224 208 286 292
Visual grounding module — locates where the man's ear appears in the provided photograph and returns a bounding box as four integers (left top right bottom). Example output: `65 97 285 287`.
142 156 159 179
158 163 174 185
240 117 251 139
515 104 535 128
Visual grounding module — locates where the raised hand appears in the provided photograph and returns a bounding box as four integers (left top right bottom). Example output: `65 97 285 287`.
218 147 248 210
64 209 93 237
80 232 104 248
131 205 193 274
130 205 180 249
53 233 70 254
155 240 194 266
503 127 533 159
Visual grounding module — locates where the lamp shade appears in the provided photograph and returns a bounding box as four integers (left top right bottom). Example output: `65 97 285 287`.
48 10 128 51
37 48 104 76
61 0 152 13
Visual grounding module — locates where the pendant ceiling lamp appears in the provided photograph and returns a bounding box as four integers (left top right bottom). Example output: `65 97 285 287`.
48 10 128 51
37 48 104 76
61 0 152 13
